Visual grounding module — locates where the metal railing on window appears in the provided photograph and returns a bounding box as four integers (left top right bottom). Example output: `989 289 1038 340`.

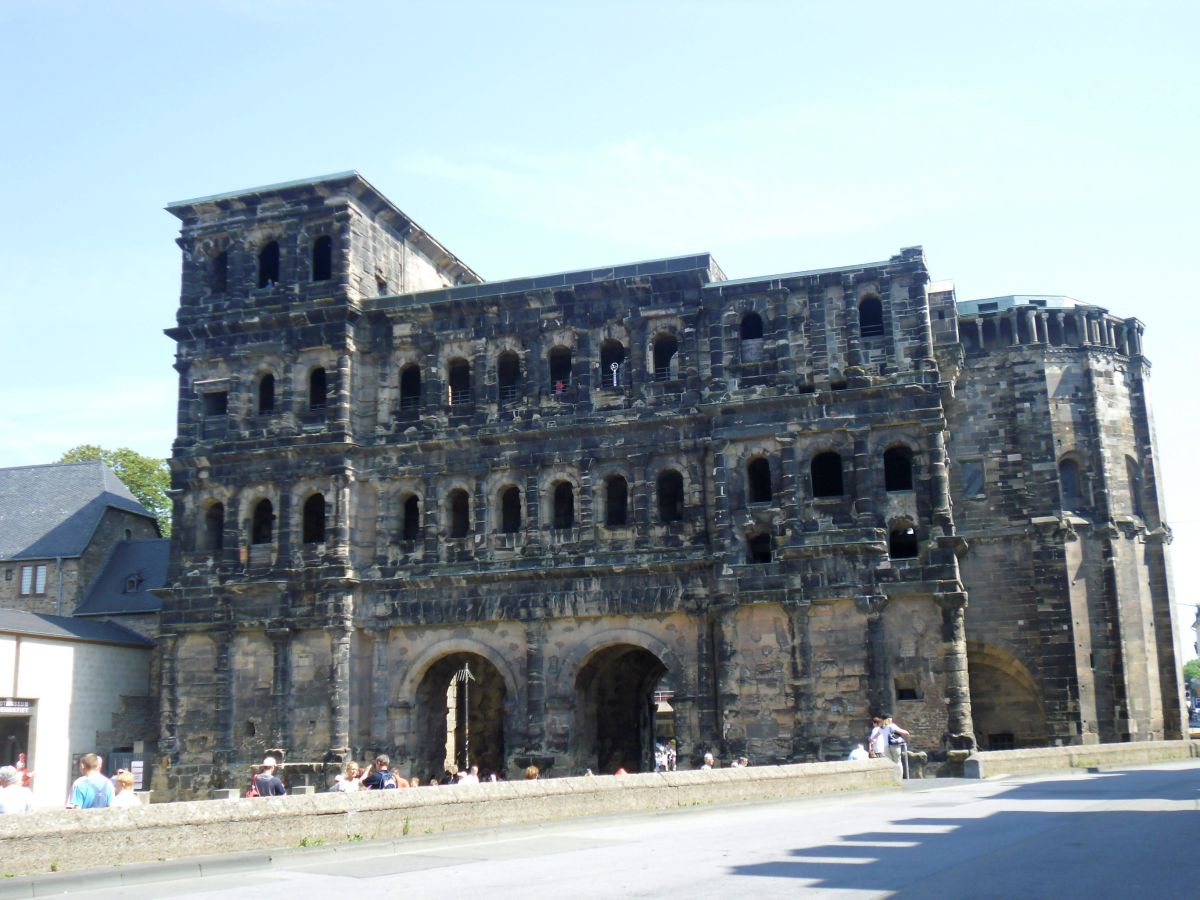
449 388 473 407
498 384 522 405
860 323 885 337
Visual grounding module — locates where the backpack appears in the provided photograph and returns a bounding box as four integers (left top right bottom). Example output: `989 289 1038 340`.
378 771 397 790
887 729 906 746
245 776 261 798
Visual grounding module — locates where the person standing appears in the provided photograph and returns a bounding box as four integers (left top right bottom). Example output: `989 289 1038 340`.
110 770 142 808
252 756 287 796
700 752 714 770
0 766 34 814
360 754 397 789
868 716 887 759
67 753 114 809
883 715 911 778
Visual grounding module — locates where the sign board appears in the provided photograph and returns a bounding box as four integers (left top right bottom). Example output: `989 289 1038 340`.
0 699 31 716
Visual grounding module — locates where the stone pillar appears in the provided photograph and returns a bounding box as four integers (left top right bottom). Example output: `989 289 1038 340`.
1034 311 1046 343
695 611 720 760
222 496 241 568
844 285 863 368
214 628 235 773
1021 308 1035 345
331 473 351 560
783 599 810 760
851 427 873 526
275 492 292 563
937 591 975 749
928 430 954 536
1074 310 1089 346
1008 309 1019 345
856 594 890 716
268 628 292 751
369 627 390 748
713 601 739 759
524 612 547 756
159 633 179 759
329 622 352 758
334 352 352 431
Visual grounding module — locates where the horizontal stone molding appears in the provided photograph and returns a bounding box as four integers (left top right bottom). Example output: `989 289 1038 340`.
963 739 1199 779
0 760 897 877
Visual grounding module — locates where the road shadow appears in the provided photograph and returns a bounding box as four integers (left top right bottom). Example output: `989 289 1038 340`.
729 767 1200 898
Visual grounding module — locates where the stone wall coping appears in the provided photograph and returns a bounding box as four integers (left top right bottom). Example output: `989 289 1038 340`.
0 759 897 876
964 739 1199 778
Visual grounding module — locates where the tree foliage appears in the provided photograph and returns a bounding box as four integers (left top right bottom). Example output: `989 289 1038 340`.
1184 658 1200 685
58 444 172 537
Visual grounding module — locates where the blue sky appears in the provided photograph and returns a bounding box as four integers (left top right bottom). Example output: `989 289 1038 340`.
2 1 1197 655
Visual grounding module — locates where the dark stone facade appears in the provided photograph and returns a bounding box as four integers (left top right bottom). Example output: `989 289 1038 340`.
156 173 1183 797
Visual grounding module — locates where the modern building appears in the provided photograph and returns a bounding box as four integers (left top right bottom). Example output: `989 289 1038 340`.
157 172 1183 797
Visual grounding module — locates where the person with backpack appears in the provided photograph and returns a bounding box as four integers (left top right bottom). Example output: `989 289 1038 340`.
248 756 287 797
360 754 398 790
883 715 911 779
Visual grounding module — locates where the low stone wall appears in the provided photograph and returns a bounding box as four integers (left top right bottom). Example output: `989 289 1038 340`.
963 739 1200 779
0 759 898 877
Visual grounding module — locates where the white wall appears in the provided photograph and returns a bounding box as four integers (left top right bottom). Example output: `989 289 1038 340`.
0 634 150 807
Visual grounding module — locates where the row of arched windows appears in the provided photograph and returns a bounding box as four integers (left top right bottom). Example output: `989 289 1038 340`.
208 236 334 293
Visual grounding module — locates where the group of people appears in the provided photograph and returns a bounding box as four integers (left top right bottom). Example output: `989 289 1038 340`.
848 714 912 777
699 752 749 770
249 755 523 797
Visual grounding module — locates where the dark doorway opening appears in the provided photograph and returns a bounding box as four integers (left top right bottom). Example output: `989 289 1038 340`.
414 653 506 780
575 645 669 774
402 495 421 542
500 486 522 533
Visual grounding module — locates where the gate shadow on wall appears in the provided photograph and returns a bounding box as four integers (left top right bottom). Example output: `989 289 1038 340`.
414 653 506 781
966 641 1048 750
574 645 670 775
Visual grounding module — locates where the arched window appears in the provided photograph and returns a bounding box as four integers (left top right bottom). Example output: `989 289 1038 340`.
204 502 224 552
600 340 625 389
311 235 332 282
257 241 280 288
747 531 772 564
889 522 919 558
652 334 679 381
552 481 574 529
746 457 772 504
402 495 421 542
859 296 884 337
657 469 684 522
740 312 764 340
500 486 522 534
811 452 844 498
257 374 275 414
549 347 572 394
1059 458 1082 509
308 367 327 410
399 365 421 413
497 351 521 404
211 251 228 293
883 446 914 492
302 494 326 544
448 489 470 538
605 475 628 526
251 499 274 545
448 359 471 406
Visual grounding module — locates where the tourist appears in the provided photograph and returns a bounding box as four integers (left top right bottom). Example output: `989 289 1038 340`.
111 770 141 808
67 753 113 809
360 755 397 789
334 760 362 792
0 766 33 814
524 765 539 780
700 752 714 770
868 716 886 758
848 744 870 761
252 756 287 796
883 715 911 778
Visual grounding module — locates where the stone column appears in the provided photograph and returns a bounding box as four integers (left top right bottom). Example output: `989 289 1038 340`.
1008 309 1020 345
329 622 352 759
158 633 179 759
851 427 873 526
713 600 739 759
1034 311 1046 343
856 594 890 716
1074 310 1089 346
783 599 810 760
334 352 352 431
214 628 235 773
268 628 292 751
844 284 863 368
369 627 390 748
331 473 351 560
275 492 292 563
524 612 547 756
928 430 954 536
937 591 975 749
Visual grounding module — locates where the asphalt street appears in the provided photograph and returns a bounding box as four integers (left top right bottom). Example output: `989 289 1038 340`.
31 761 1200 899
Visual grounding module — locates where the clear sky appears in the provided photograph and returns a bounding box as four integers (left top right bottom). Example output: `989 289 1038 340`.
2 1 1196 657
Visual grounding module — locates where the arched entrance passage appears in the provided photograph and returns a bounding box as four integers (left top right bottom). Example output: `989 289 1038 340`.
967 641 1048 750
414 653 506 779
575 644 669 774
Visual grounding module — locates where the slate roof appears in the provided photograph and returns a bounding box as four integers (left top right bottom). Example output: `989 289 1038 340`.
0 461 155 560
75 538 168 617
0 607 154 648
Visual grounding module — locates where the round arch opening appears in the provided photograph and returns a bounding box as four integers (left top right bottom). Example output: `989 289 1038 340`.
574 644 671 774
413 652 507 781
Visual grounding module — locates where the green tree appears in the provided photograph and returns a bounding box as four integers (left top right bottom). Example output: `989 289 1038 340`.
1184 658 1200 684
58 444 172 537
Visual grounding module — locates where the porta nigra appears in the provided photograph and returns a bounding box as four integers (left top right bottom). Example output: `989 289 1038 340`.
156 172 1183 797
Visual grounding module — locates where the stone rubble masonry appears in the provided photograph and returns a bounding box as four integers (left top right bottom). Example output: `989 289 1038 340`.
155 172 1183 799
0 761 898 877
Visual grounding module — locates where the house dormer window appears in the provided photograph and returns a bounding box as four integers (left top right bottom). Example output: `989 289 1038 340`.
124 574 143 593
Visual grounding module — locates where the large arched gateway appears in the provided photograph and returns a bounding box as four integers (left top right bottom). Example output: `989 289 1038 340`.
574 644 670 774
966 641 1048 750
413 652 507 780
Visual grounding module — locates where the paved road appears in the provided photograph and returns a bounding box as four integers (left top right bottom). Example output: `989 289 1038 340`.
54 761 1200 899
